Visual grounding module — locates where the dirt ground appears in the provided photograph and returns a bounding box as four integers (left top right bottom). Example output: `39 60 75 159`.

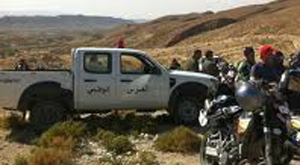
0 109 300 165
0 110 200 165
0 129 34 165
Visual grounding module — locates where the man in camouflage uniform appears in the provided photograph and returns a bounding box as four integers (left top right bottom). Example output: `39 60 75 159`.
236 47 256 81
202 50 219 77
184 49 202 72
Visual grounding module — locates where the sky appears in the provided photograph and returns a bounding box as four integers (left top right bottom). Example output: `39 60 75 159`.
0 0 273 19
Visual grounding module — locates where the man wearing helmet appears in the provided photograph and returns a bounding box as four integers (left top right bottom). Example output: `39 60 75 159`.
236 47 256 81
250 45 281 83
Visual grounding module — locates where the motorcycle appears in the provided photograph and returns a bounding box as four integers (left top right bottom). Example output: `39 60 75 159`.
199 81 295 165
198 65 236 132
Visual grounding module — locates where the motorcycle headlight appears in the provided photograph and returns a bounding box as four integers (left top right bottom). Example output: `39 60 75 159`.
238 118 251 134
235 81 264 113
292 117 300 130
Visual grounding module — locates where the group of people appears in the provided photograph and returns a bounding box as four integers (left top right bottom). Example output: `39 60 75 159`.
170 45 300 85
170 49 220 77
15 58 47 71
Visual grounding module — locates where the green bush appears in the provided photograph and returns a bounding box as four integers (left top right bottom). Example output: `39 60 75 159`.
96 130 117 148
155 126 202 153
13 155 28 165
95 129 134 155
38 121 86 149
106 135 134 155
94 129 111 140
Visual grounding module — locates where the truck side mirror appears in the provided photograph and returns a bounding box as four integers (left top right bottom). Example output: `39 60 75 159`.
153 67 162 75
149 66 161 75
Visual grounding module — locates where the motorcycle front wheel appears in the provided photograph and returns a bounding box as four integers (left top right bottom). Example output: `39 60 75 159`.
199 133 240 165
199 136 219 165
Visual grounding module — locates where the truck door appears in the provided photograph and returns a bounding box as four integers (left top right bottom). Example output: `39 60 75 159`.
76 51 117 110
116 53 167 110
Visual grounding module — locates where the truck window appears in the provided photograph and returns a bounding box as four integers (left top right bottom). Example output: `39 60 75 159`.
121 54 145 74
84 53 111 74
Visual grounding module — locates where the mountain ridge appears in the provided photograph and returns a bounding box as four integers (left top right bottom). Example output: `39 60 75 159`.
0 15 135 32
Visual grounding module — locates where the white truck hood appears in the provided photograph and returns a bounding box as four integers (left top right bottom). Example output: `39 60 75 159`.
169 70 219 93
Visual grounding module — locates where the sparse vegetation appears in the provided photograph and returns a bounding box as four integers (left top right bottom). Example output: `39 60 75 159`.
260 38 275 45
13 155 28 165
98 154 132 165
38 121 86 149
137 151 159 165
4 47 19 57
13 148 74 165
155 126 202 153
97 151 159 165
256 27 274 35
126 115 159 134
107 135 134 155
96 130 117 147
84 113 160 136
94 129 134 155
0 114 24 130
28 148 74 165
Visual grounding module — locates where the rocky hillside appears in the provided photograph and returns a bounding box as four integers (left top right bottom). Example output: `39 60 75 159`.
1 0 300 69
0 15 135 32
91 0 300 63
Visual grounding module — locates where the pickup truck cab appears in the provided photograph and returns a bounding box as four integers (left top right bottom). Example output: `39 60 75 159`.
0 48 218 125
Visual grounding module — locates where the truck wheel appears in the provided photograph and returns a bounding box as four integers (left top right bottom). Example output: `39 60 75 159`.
30 100 65 127
174 97 203 125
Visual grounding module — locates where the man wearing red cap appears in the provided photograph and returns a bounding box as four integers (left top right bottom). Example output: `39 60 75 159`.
116 37 125 48
250 45 281 83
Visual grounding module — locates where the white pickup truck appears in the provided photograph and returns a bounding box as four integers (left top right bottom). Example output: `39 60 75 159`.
0 48 218 125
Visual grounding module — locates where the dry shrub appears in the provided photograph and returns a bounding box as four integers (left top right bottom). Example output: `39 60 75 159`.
97 151 159 165
13 155 28 165
0 114 24 129
155 126 202 153
137 151 159 165
44 136 77 150
38 121 86 149
28 148 74 165
97 154 131 165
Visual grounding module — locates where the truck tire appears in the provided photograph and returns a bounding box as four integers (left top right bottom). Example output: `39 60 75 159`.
173 96 203 125
30 100 65 127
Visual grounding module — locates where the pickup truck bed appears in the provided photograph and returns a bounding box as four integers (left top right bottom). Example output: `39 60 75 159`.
0 71 72 109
